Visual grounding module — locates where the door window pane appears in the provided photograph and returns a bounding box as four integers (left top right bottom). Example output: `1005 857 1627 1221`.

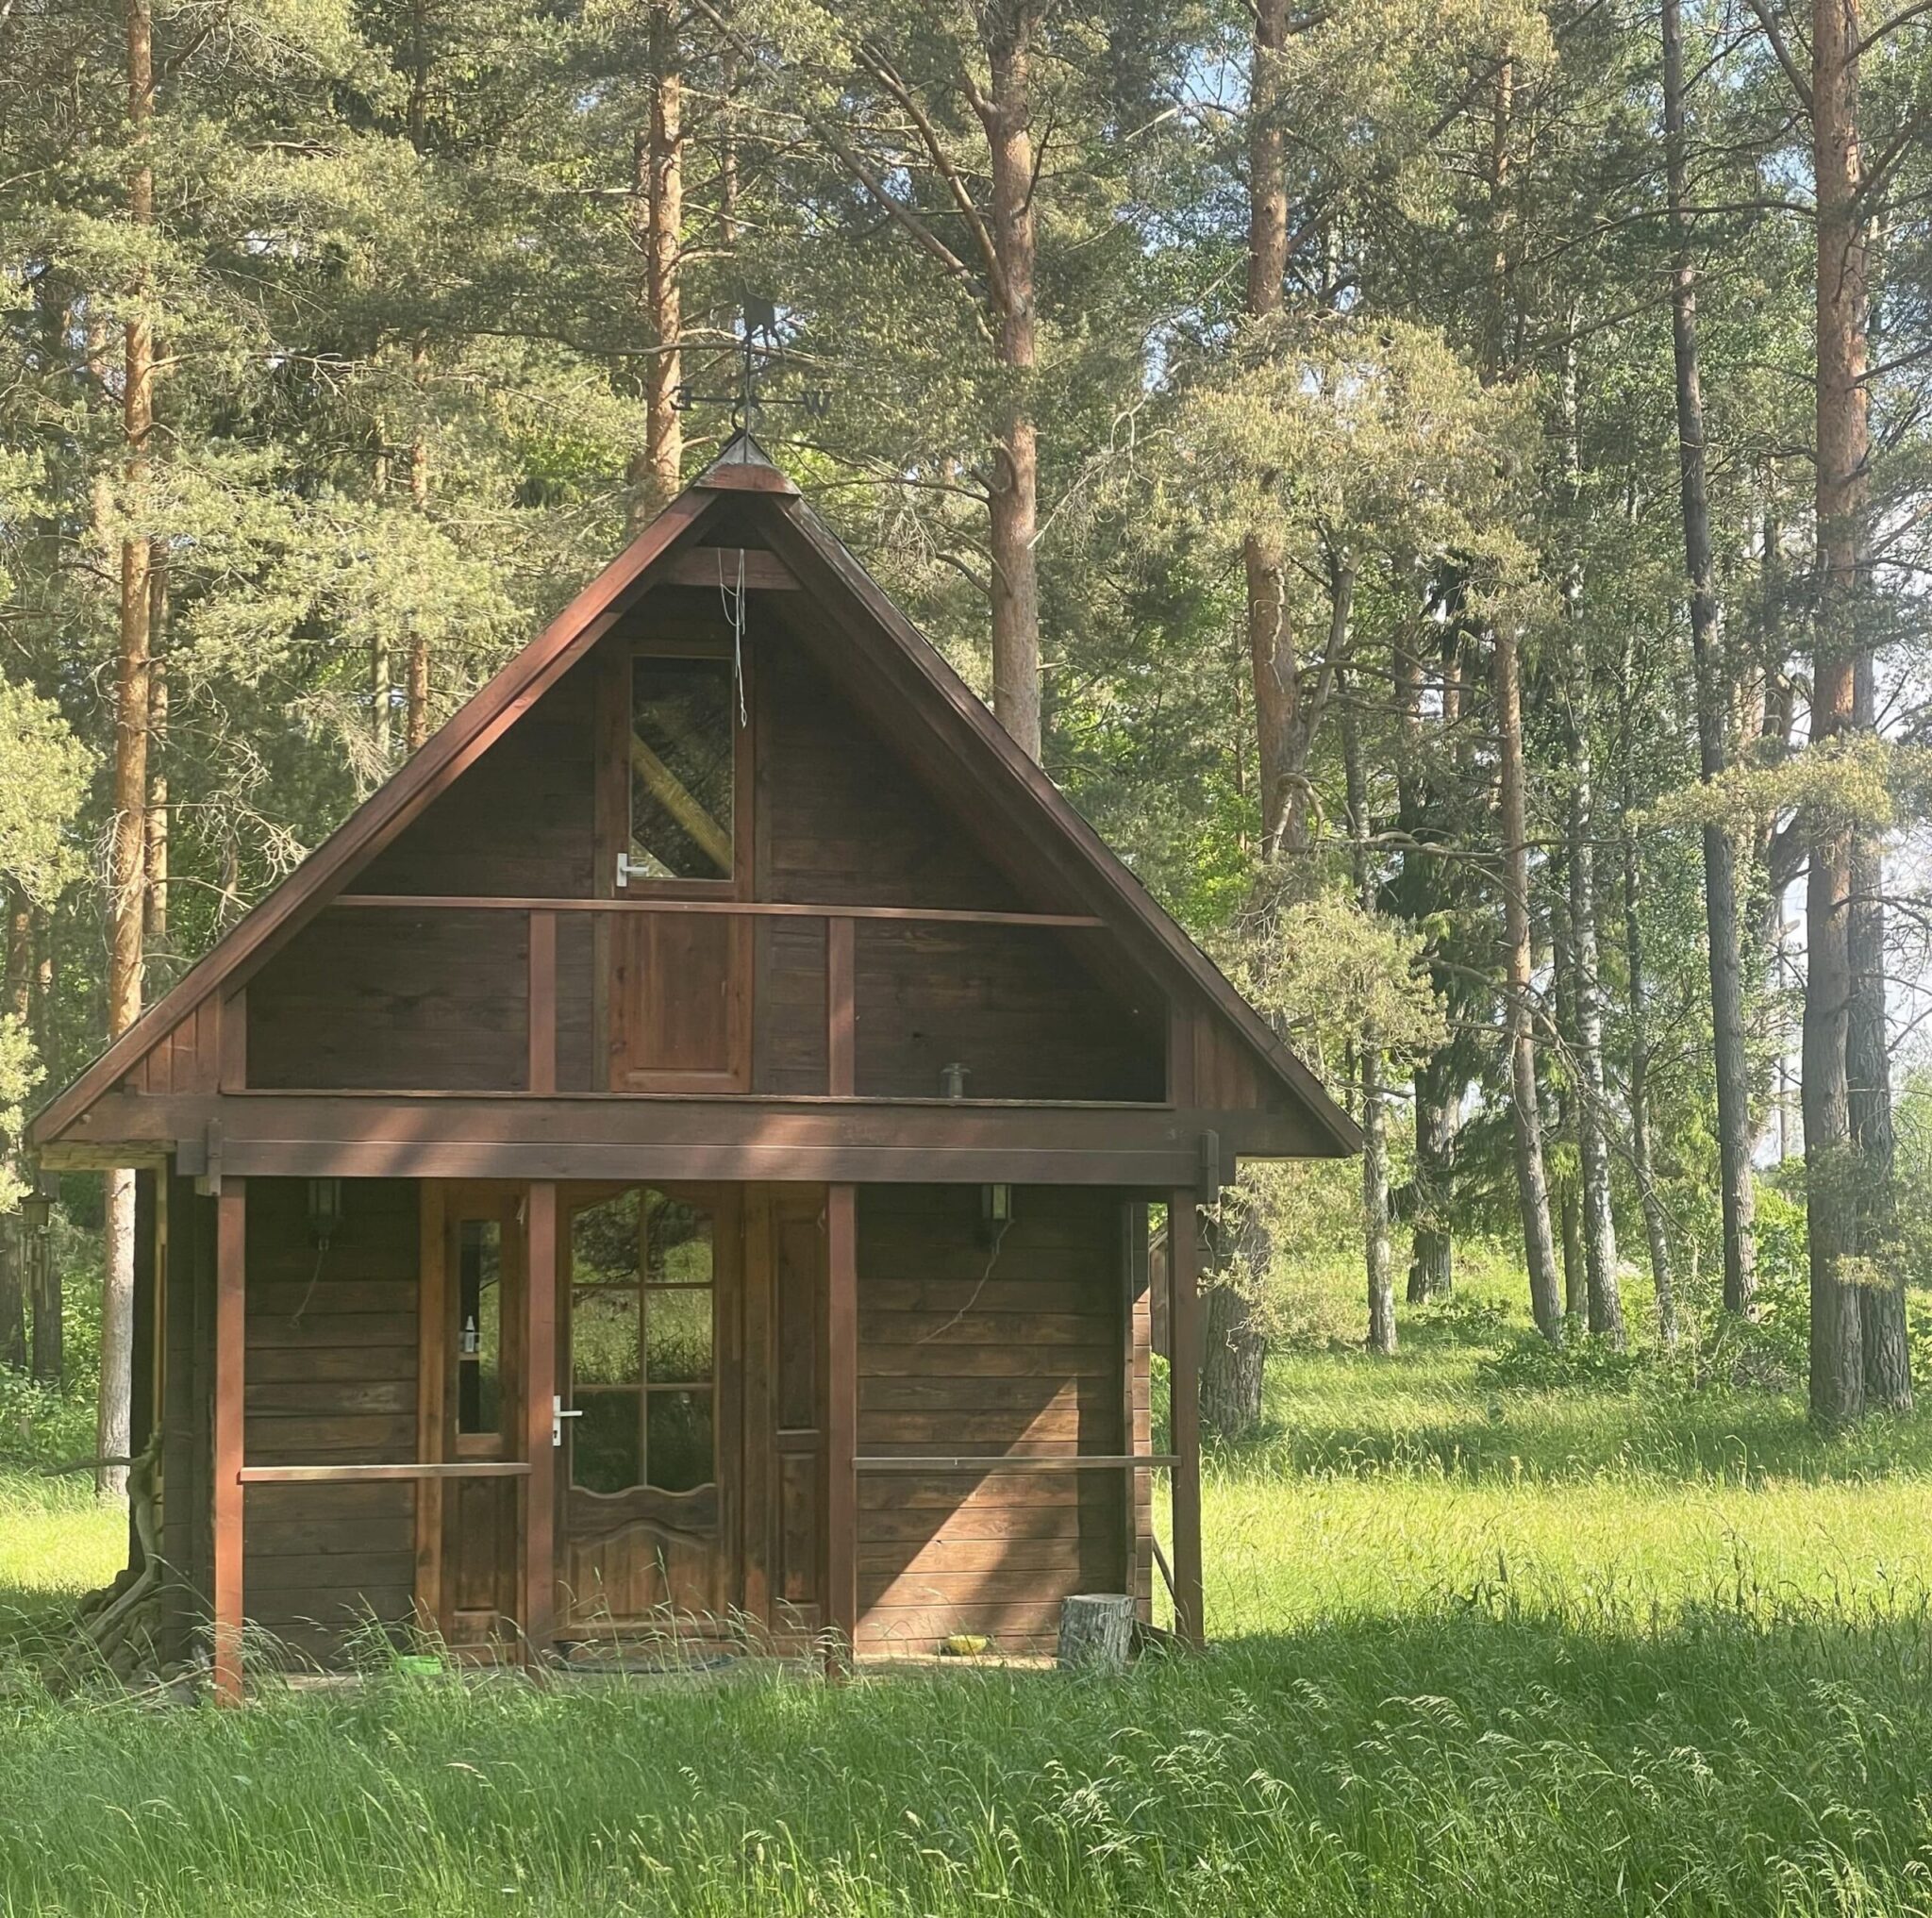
457 1219 502 1436
646 1390 714 1493
572 1189 641 1286
573 1391 641 1494
644 1190 713 1284
573 1288 641 1386
645 1286 713 1385
629 658 734 881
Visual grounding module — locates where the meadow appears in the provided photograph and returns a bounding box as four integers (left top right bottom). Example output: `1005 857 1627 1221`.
3 1276 1931 1916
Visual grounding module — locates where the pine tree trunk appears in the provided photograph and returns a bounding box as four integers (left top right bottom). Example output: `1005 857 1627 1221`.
1342 666 1395 1358
1496 625 1564 1343
1850 657 1909 1409
144 610 166 944
980 8 1042 763
407 342 431 751
1623 825 1677 1346
629 3 683 532
1245 0 1294 854
102 0 157 1504
1805 0 1869 1427
1662 0 1756 1316
1199 1276 1266 1440
1564 655 1623 1345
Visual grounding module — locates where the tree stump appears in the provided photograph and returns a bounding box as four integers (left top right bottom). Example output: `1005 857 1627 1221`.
1057 1593 1134 1674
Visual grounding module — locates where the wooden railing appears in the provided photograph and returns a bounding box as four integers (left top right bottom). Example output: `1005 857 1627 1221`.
328 893 1112 1102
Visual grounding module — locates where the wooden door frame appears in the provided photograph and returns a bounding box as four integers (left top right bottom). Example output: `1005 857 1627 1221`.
415 1179 526 1646
551 1178 745 1635
594 629 757 1094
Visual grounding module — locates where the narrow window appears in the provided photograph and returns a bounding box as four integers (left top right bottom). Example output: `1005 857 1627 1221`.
628 658 735 881
456 1218 502 1436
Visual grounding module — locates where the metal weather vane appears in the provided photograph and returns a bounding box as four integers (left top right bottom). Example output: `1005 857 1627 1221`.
673 298 830 450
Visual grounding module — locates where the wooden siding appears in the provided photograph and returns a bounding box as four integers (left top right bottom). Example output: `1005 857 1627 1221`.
242 1177 420 1650
754 642 1163 1102
855 1186 1131 1655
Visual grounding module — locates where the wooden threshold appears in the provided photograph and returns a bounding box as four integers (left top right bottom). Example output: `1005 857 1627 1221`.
237 1461 534 1484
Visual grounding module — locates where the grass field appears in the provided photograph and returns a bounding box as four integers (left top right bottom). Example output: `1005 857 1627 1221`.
3 1276 1931 1916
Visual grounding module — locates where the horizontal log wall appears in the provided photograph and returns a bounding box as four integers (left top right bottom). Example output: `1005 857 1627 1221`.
242 1176 421 1658
855 1185 1131 1654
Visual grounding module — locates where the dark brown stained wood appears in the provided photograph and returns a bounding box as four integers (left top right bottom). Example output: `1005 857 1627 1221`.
741 1190 775 1626
756 496 1357 1152
213 1181 245 1705
661 548 798 590
853 1186 1131 1653
522 1180 558 1654
240 1460 530 1483
414 1181 446 1632
825 915 855 1096
1168 1191 1203 1646
528 912 558 1097
237 1177 422 1638
825 1183 858 1659
610 909 750 1091
1122 1200 1153 1620
69 1091 1319 1176
334 895 1105 927
219 990 245 1092
159 1174 202 1659
695 458 800 496
247 909 528 1092
33 492 715 1151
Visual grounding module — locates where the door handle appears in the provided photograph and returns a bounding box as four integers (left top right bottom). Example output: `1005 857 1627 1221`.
552 1394 584 1449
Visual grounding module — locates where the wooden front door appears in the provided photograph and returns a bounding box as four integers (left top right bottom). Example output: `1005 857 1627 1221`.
557 1183 741 1633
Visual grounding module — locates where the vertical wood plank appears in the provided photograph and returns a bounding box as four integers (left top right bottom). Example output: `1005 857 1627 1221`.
526 911 558 1096
218 988 246 1093
212 1180 247 1705
741 1187 774 1631
414 1182 447 1636
1168 1188 1204 1647
1120 1200 1153 1621
521 1180 558 1660
825 916 856 1096
824 1182 858 1665
1166 999 1195 1108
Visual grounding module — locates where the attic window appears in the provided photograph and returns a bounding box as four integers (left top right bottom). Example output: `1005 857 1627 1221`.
627 657 734 881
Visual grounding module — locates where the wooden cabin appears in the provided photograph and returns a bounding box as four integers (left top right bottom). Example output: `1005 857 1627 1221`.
30 444 1357 1695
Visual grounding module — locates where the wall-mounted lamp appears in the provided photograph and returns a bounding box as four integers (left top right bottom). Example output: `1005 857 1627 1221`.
306 1177 343 1249
19 1171 56 1234
979 1183 1013 1241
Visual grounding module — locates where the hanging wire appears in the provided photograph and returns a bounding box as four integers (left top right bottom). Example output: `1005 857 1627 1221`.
718 545 749 726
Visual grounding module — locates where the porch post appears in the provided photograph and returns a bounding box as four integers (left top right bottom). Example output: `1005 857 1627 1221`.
1168 1189 1204 1647
522 1179 558 1660
212 1179 246 1704
824 1182 858 1664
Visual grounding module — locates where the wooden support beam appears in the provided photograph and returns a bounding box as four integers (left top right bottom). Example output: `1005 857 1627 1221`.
212 1179 246 1705
240 1460 532 1485
331 894 1105 929
1167 1190 1204 1647
413 1181 447 1633
521 1179 558 1662
218 988 246 1093
826 915 855 1097
660 548 799 591
852 1454 1177 1474
526 911 557 1096
824 1183 858 1667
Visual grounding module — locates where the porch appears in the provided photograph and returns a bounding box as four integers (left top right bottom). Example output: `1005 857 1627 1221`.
134 1167 1204 1701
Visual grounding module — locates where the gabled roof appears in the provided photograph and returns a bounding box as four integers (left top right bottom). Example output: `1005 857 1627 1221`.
32 442 1359 1157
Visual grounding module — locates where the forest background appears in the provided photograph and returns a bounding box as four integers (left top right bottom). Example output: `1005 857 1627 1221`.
3 0 1932 1484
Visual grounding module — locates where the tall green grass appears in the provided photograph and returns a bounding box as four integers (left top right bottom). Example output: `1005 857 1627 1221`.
3 1273 1931 1915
